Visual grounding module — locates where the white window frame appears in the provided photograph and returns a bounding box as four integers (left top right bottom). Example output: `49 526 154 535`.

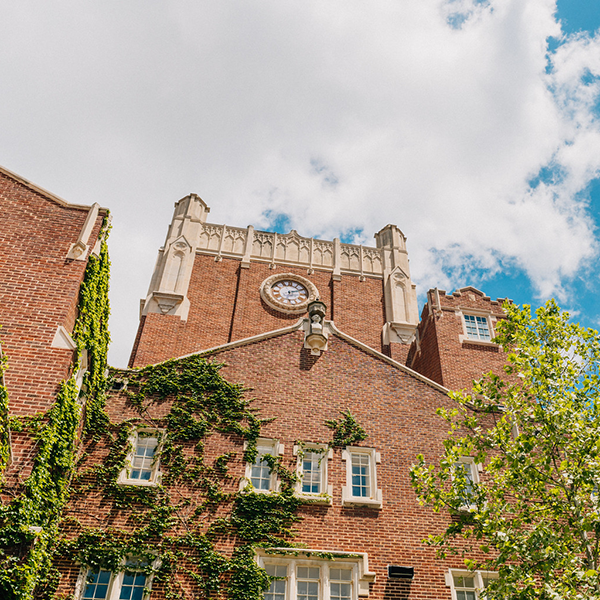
256 548 376 598
293 443 333 505
446 569 498 600
341 447 382 508
453 457 481 511
241 438 284 493
75 557 160 600
118 429 163 486
457 310 497 347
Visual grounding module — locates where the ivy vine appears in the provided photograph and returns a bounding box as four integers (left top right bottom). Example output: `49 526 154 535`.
60 356 301 600
325 410 367 447
0 348 10 479
0 220 111 600
73 234 112 436
59 374 371 599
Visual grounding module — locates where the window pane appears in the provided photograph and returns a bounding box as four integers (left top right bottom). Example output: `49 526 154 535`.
351 454 370 497
297 581 319 600
264 565 287 600
130 434 158 481
297 566 319 600
476 316 491 340
330 568 352 580
251 449 273 490
454 573 477 600
82 569 112 599
119 572 147 600
330 582 352 600
302 452 322 494
330 569 352 600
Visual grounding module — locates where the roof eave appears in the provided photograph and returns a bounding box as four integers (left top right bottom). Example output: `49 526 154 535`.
0 164 110 214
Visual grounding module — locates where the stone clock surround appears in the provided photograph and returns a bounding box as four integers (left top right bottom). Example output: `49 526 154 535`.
259 273 319 314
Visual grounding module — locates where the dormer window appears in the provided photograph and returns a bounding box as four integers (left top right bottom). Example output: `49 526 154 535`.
464 315 491 341
458 311 497 346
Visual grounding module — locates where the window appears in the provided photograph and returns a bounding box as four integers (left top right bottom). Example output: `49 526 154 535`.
118 430 162 486
265 565 287 600
78 558 158 600
452 573 477 600
453 458 479 510
464 314 491 341
257 548 375 600
446 570 498 600
330 568 353 600
293 443 333 504
341 447 382 508
242 438 284 493
297 566 320 600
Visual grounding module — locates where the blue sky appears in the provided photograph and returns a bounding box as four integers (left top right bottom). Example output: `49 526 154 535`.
1 1 600 365
558 0 600 34
476 0 600 328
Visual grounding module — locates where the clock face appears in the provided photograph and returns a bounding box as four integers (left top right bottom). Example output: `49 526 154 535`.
271 280 309 305
260 273 318 314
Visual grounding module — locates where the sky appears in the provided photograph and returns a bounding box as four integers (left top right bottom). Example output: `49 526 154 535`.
1 0 600 367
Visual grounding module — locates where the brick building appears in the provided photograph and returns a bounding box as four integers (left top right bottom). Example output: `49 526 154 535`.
0 165 108 484
1 173 509 600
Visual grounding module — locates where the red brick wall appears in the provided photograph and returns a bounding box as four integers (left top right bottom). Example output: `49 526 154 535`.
332 275 385 351
407 304 443 386
408 289 507 392
130 255 389 368
63 330 488 600
0 170 105 416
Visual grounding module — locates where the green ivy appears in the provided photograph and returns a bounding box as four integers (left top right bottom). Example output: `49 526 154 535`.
0 220 111 600
61 356 302 600
0 349 10 479
0 376 81 599
325 410 367 447
61 382 371 599
73 234 111 436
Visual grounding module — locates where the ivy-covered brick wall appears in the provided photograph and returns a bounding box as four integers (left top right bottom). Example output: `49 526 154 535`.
56 325 484 600
0 170 110 600
0 170 107 418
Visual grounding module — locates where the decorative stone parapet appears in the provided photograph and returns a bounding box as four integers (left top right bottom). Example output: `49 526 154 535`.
197 223 384 279
141 197 419 348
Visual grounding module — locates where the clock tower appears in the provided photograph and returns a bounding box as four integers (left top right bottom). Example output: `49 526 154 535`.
129 193 420 368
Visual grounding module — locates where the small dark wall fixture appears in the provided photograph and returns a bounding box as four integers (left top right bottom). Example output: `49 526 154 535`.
387 565 414 579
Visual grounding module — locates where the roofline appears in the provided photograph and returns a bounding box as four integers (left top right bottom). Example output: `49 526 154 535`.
0 164 109 213
122 319 449 395
326 321 449 394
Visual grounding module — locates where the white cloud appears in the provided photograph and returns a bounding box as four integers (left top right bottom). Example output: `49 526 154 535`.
0 0 599 365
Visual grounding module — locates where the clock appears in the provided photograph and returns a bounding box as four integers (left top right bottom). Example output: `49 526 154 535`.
260 273 319 314
271 280 309 305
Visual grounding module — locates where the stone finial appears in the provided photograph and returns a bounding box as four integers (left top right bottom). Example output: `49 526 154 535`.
375 224 419 347
141 194 210 321
66 203 100 261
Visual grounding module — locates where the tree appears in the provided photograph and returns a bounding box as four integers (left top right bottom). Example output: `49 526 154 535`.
410 300 600 599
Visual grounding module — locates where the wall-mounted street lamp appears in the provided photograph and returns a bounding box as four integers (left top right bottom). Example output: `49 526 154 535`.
304 300 329 355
